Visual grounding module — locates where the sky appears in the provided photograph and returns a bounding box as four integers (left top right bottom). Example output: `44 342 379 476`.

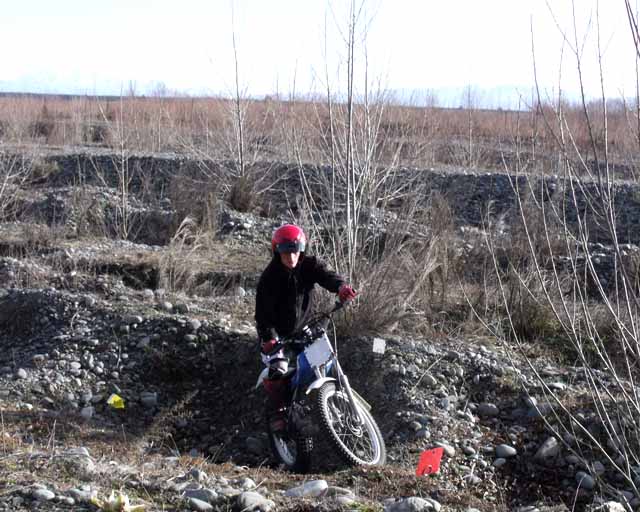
0 0 637 108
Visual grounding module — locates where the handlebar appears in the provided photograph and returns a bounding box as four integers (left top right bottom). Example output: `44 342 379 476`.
278 301 346 346
262 301 349 356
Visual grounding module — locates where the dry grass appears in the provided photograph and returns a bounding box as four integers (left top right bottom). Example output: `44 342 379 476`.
1 93 633 172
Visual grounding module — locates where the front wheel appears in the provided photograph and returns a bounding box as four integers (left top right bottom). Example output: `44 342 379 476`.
314 382 386 466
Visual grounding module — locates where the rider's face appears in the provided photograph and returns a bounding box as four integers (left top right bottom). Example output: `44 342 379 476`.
280 251 300 269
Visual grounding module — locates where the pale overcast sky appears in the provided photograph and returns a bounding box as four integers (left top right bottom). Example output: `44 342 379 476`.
0 0 636 107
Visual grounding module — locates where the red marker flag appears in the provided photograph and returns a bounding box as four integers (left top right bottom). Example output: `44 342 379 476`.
416 447 444 476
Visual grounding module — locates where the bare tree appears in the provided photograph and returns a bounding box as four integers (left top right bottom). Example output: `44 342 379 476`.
291 0 447 334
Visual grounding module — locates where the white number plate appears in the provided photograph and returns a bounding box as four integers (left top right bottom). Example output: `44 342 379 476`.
304 334 333 366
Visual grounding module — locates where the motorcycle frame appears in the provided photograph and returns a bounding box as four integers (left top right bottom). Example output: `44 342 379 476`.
255 302 365 425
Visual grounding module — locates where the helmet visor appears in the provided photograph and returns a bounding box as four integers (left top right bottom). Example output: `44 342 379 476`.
275 240 305 253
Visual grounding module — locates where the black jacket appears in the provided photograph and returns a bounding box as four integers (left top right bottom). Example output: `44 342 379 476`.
255 255 344 342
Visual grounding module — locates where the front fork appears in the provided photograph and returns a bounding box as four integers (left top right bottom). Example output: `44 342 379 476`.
321 359 364 427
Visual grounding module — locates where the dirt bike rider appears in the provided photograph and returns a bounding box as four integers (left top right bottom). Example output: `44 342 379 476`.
255 224 357 431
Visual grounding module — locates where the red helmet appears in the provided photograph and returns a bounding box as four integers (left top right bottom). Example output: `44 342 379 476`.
272 224 307 254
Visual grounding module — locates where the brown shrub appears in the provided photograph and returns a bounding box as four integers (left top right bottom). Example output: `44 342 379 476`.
227 175 257 213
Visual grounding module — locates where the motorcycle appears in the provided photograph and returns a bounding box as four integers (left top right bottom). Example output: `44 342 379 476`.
255 302 387 472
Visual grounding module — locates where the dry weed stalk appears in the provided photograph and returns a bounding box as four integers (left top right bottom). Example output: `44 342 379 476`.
0 152 33 220
158 216 205 293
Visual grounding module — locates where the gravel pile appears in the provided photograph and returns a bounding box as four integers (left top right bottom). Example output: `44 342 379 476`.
0 282 636 510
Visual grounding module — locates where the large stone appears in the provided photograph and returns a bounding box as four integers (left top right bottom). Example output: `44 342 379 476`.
495 444 517 458
285 480 328 498
187 497 213 511
31 488 55 501
385 496 440 511
183 489 218 503
237 491 275 512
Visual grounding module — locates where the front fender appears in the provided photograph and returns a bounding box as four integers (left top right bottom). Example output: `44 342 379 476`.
305 377 336 395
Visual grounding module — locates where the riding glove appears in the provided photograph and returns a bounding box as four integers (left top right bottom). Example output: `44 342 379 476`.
261 338 280 355
338 284 357 303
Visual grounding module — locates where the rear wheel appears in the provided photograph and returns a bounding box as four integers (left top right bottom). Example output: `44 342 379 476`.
266 411 312 473
314 382 386 466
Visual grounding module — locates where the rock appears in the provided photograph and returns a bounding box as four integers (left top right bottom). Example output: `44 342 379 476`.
59 450 96 481
188 468 207 482
31 488 56 501
588 502 626 512
237 477 256 490
576 471 596 490
424 498 441 511
140 391 158 408
175 303 190 314
415 428 430 440
421 374 438 387
462 445 476 456
326 486 355 497
15 368 28 379
67 488 95 503
237 491 275 511
464 474 482 485
535 437 560 461
32 354 47 365
409 420 422 431
187 497 213 511
124 315 143 325
216 486 240 498
385 496 440 511
433 441 455 457
592 460 606 476
478 403 499 417
334 495 357 506
64 447 91 458
183 489 218 503
285 480 328 497
495 444 517 458
80 406 94 420
245 436 264 455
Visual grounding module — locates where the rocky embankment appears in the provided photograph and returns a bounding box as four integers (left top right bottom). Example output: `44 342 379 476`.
0 149 638 511
0 229 635 511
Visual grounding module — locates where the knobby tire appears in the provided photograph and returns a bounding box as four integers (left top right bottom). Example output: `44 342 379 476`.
314 382 386 467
